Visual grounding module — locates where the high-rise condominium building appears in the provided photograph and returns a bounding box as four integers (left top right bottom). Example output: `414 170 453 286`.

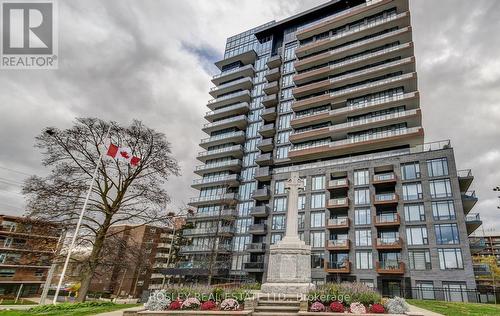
183 0 480 298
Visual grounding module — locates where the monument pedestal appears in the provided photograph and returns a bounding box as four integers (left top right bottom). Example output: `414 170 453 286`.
261 236 315 294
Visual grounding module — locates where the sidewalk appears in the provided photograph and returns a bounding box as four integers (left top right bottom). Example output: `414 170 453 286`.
94 305 144 316
408 303 444 316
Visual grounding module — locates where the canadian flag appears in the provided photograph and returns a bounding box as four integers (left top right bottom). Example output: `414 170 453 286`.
106 143 141 166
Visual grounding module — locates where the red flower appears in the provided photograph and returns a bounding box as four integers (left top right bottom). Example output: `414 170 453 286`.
169 300 182 310
329 301 344 313
201 300 217 310
370 303 385 313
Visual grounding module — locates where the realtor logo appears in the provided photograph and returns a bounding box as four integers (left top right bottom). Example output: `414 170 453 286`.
1 0 58 69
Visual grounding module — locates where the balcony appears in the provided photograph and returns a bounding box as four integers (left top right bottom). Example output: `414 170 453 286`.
291 92 419 129
294 42 414 85
262 94 278 107
202 115 247 134
180 244 232 254
188 193 238 207
324 261 350 274
212 64 255 85
458 169 474 193
199 131 245 149
374 193 399 206
376 261 405 275
250 205 270 217
293 73 417 111
215 49 257 70
295 27 413 72
196 145 244 163
326 239 350 251
469 237 486 254
194 159 241 175
204 102 249 122
189 208 238 220
327 197 349 209
207 90 251 111
258 124 276 138
161 261 230 276
462 191 478 215
296 12 410 58
267 55 282 69
209 77 253 98
374 213 400 227
248 224 267 235
157 243 172 249
252 187 271 201
293 57 415 98
326 218 349 230
265 67 280 82
327 178 349 190
375 237 403 250
182 226 235 237
255 166 272 181
263 81 279 95
261 107 277 122
191 174 240 189
255 153 273 166
244 261 264 272
257 138 274 152
245 243 266 253
466 213 482 235
373 172 397 185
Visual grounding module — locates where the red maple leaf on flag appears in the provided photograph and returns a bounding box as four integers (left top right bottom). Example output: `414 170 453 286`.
120 151 130 159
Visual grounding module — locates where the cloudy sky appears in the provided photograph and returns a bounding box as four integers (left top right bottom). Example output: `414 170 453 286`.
0 0 499 232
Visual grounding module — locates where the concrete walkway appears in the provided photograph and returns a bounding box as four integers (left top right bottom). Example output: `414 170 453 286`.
408 303 444 316
93 305 143 316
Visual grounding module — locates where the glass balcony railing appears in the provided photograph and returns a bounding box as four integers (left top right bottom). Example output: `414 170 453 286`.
327 217 348 226
192 174 239 186
466 213 481 222
205 102 248 117
200 131 245 144
183 226 235 236
297 2 367 32
375 213 399 223
212 64 254 80
210 77 252 92
375 193 398 202
197 145 243 158
458 169 473 178
207 90 249 105
374 172 396 182
188 193 237 204
195 159 240 171
203 115 247 129
333 127 421 147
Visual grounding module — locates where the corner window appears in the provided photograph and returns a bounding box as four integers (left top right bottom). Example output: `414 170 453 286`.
429 179 453 198
401 162 421 180
427 158 449 177
432 201 456 220
435 224 460 245
438 248 463 270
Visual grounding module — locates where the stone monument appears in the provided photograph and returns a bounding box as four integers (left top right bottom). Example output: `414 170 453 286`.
261 171 315 294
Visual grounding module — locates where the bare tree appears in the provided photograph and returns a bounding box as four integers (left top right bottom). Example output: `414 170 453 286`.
22 118 180 301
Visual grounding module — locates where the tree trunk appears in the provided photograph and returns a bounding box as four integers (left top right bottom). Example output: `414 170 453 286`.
76 216 112 302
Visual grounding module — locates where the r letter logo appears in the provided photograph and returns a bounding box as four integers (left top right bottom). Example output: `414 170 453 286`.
1 0 58 69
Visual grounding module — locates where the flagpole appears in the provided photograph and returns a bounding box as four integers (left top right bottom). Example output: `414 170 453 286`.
52 124 113 304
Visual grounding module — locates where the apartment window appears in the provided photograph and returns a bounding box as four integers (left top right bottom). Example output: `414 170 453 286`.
311 193 325 208
404 204 425 222
311 252 325 269
310 212 325 228
401 162 421 180
427 158 449 177
298 195 306 210
278 113 292 129
402 182 423 200
311 175 325 190
360 279 375 288
354 169 369 185
355 208 371 225
435 224 460 245
271 233 283 245
310 231 325 248
356 251 373 269
355 188 370 205
415 281 435 300
430 179 453 198
438 248 463 270
356 229 372 246
277 130 291 143
278 101 292 113
273 197 287 212
272 215 286 230
282 61 294 74
274 180 285 194
282 74 294 87
0 269 15 278
432 200 456 220
298 213 305 229
276 145 290 159
406 226 428 245
408 250 431 270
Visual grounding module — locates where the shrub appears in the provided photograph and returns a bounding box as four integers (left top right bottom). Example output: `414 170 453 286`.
29 302 114 312
169 300 182 310
310 301 326 312
220 298 239 311
225 287 251 303
329 301 344 312
212 287 225 301
370 303 385 313
181 297 201 310
385 297 409 314
309 282 380 306
144 289 171 311
201 300 217 310
349 302 366 314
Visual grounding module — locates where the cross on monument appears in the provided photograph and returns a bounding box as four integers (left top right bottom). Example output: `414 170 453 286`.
282 171 305 243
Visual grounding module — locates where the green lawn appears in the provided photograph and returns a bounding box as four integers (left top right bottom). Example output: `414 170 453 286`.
0 303 140 316
409 299 500 316
0 299 37 305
